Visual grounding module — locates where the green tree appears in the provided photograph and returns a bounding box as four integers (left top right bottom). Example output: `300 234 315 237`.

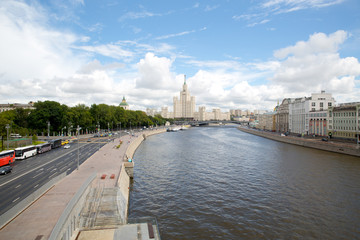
28 101 67 135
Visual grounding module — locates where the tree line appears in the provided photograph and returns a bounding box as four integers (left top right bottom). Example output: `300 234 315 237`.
0 101 171 137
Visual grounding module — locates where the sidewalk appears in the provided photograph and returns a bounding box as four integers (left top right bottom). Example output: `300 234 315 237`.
0 134 134 240
239 127 360 157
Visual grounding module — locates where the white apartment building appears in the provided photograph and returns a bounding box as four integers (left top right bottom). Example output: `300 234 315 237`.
194 107 230 121
289 91 335 135
149 77 230 121
146 108 157 117
160 107 174 119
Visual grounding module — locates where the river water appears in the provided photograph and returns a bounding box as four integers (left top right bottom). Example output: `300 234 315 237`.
129 126 360 239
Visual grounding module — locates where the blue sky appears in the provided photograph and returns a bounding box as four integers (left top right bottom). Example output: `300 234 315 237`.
1 0 360 112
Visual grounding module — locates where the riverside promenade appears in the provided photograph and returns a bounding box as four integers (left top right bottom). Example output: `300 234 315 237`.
0 129 165 240
238 127 360 157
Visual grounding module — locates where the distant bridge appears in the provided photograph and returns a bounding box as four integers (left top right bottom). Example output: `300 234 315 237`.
174 120 250 126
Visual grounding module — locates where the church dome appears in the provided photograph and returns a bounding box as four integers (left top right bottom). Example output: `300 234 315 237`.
120 96 129 109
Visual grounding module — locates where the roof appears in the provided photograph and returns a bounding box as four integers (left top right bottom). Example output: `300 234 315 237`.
120 96 129 106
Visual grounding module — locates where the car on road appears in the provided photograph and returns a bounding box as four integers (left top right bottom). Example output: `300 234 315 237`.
0 165 12 175
64 145 71 149
87 139 92 142
61 140 69 145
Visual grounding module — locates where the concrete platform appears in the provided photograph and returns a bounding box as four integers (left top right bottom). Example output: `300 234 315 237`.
78 223 157 240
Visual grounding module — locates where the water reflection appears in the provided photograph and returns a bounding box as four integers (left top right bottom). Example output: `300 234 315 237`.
129 127 360 239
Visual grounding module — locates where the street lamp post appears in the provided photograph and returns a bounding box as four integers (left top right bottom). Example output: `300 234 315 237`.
47 121 50 137
357 108 359 149
97 122 100 150
77 125 81 170
5 124 10 149
62 126 66 136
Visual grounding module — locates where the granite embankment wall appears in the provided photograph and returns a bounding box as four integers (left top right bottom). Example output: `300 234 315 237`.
117 128 166 223
124 128 166 160
238 127 360 157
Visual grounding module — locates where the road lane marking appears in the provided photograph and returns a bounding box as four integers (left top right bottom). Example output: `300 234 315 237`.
34 184 39 188
48 172 57 179
32 172 43 179
15 184 21 188
13 197 20 203
0 142 93 187
51 168 57 172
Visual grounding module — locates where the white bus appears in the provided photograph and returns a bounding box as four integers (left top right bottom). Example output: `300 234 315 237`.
15 145 37 160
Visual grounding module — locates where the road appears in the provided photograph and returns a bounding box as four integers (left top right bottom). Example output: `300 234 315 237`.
0 137 111 216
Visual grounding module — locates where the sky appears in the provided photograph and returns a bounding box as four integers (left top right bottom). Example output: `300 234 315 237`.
1 0 360 112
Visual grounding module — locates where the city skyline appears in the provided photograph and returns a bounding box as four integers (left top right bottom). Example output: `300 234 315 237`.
1 0 359 111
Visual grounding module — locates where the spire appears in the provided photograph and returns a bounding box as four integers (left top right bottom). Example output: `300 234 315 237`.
184 74 186 85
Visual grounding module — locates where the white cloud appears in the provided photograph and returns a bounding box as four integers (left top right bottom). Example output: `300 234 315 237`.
186 69 284 111
155 27 207 40
78 60 125 74
271 30 360 96
274 30 348 58
119 10 160 21
135 53 178 90
261 0 345 13
235 0 345 27
74 44 134 60
0 0 84 83
204 5 220 12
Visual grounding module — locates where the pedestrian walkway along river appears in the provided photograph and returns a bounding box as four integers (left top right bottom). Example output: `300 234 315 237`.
129 126 360 239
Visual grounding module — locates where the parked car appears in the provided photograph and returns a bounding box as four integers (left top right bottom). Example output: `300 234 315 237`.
64 144 71 149
0 166 12 175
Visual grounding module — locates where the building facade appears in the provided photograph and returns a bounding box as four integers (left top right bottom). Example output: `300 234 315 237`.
0 102 35 112
289 91 335 135
328 102 360 141
173 77 196 119
258 112 276 131
275 98 292 133
308 111 328 136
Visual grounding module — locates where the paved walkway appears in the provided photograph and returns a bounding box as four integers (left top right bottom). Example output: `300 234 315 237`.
0 133 134 240
239 127 360 157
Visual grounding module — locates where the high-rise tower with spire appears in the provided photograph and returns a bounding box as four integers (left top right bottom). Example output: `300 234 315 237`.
173 75 195 119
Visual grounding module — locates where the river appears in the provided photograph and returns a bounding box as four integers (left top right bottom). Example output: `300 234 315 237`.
129 126 360 239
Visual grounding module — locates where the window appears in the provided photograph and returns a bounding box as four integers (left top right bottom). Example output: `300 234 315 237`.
312 108 315 111
312 102 315 106
320 102 324 107
328 102 332 107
